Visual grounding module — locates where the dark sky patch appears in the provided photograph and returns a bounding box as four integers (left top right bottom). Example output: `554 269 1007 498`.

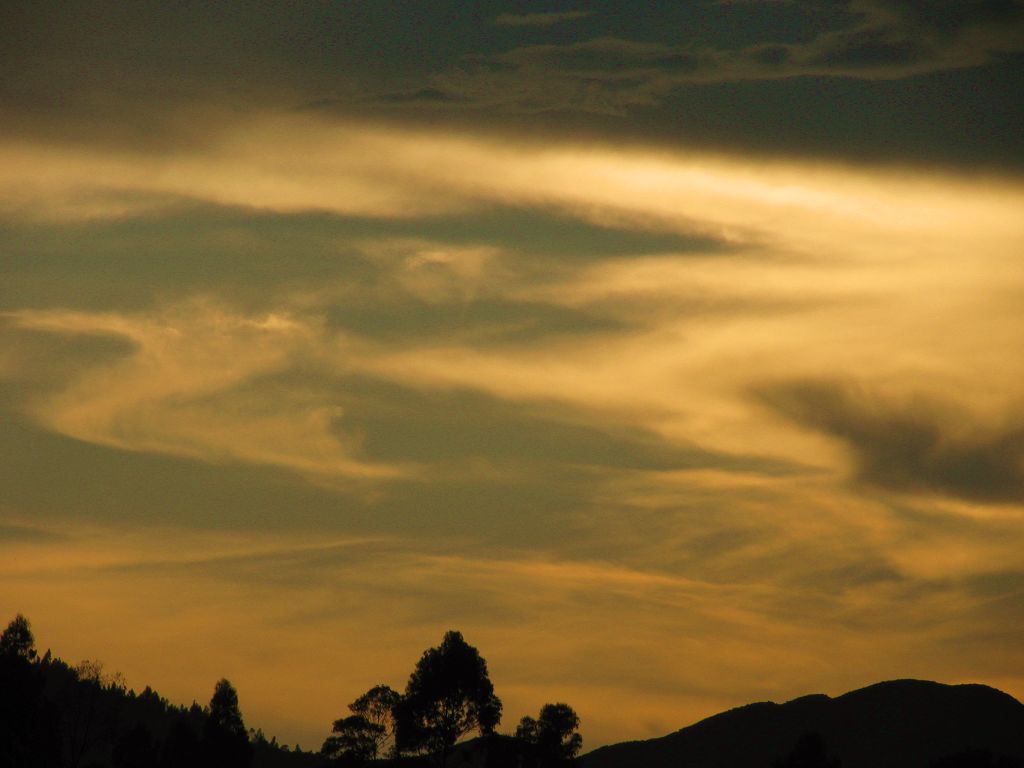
494 11 592 28
809 31 924 68
0 323 139 389
0 413 361 531
749 43 793 68
964 569 1024 601
330 377 791 474
0 205 717 314
870 0 1024 37
758 380 1024 503
372 88 474 105
0 405 587 552
0 522 66 543
323 299 625 345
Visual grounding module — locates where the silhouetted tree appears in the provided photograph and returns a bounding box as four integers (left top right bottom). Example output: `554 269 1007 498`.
0 613 38 661
210 679 246 735
395 630 502 767
516 703 583 767
321 714 383 765
323 684 401 763
772 731 842 768
202 678 252 768
0 614 60 768
351 684 401 756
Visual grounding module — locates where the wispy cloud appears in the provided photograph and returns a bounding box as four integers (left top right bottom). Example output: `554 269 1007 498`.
3 108 1024 750
4 115 1024 483
429 2 1024 115
494 11 591 28
5 302 404 481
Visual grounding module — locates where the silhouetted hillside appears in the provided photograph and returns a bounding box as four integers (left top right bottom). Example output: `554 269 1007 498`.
1 616 584 768
580 680 1024 768
0 612 327 768
5 609 1023 768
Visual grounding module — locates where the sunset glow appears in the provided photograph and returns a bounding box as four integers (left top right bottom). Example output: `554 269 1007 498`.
3 1 1024 754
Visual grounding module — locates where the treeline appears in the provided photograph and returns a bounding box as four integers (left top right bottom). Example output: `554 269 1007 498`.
0 617 581 768
0 613 293 768
320 629 582 767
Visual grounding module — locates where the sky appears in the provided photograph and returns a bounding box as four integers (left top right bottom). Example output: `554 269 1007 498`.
3 0 1024 752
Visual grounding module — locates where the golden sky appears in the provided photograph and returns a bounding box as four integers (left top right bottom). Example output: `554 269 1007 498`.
3 0 1024 752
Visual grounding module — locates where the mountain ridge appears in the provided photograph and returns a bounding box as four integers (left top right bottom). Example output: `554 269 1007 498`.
578 679 1024 768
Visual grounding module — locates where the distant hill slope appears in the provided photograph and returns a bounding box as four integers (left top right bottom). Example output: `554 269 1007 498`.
580 680 1024 768
0 648 328 768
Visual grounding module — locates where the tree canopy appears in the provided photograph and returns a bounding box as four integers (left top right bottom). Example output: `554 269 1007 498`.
322 714 383 765
395 630 502 765
322 632 585 767
209 678 247 738
322 683 401 764
204 678 252 768
0 613 37 661
517 703 583 767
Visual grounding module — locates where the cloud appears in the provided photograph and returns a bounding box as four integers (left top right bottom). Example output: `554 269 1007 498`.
0 522 64 543
801 0 1024 73
4 302 404 482
759 381 1024 503
5 117 1024 493
5 1 1022 172
424 1 1024 116
1 98 1022 754
494 11 591 28
8 112 1021 254
863 0 1024 37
